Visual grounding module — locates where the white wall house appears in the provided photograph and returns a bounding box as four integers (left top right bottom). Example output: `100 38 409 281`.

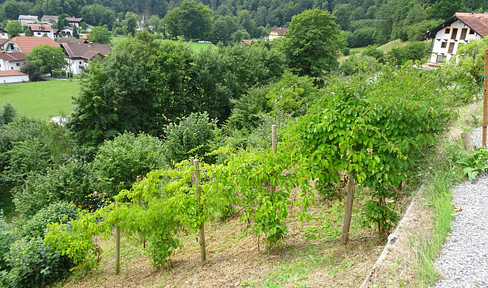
0 71 29 84
426 12 488 65
0 52 26 71
60 42 112 74
18 15 38 26
27 24 55 40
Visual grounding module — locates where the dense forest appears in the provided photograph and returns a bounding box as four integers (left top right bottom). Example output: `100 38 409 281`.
1 0 487 47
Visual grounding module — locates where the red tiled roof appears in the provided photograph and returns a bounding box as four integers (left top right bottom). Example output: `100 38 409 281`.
9 36 59 53
0 52 26 61
0 71 28 76
61 43 112 60
270 27 289 36
456 12 488 37
426 12 488 38
28 24 52 32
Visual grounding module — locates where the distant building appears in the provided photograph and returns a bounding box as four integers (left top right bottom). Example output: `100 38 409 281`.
5 36 59 54
269 27 288 41
0 28 8 39
425 12 488 65
60 42 112 74
28 24 55 40
65 17 83 28
41 15 58 26
0 70 29 84
18 15 39 26
0 52 26 71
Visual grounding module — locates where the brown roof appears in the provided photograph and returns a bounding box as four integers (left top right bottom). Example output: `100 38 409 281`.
65 17 83 23
57 38 88 44
270 27 289 36
0 70 28 76
28 24 52 32
0 39 8 46
61 43 112 60
9 37 59 53
426 12 488 38
0 52 26 61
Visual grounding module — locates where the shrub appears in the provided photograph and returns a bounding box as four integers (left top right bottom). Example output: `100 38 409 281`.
22 202 78 239
92 132 166 198
386 41 430 65
1 238 72 288
339 54 381 76
0 213 19 270
13 160 96 217
0 117 46 177
163 112 217 165
0 103 17 126
3 138 51 184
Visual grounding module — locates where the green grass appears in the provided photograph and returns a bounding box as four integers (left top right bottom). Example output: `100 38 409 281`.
412 146 463 287
0 80 78 121
111 36 216 52
377 39 411 53
340 39 412 63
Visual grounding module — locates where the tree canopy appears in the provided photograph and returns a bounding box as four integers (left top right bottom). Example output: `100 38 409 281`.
26 45 67 76
282 9 345 78
163 0 212 40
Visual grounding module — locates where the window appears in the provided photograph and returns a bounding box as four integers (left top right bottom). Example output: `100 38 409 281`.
469 29 475 34
436 55 447 63
441 42 447 48
451 28 458 39
448 42 455 53
460 28 468 40
445 28 451 34
16 63 19 66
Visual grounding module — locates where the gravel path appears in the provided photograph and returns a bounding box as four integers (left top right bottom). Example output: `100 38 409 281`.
434 127 488 288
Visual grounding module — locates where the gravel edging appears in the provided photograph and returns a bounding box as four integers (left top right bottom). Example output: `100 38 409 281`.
434 127 488 287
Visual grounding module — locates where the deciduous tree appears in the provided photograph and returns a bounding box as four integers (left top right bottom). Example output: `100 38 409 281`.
282 9 345 78
87 26 111 44
26 45 67 76
5 20 22 38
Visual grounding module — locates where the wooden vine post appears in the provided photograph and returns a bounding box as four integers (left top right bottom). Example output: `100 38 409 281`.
341 174 356 245
272 125 277 152
483 48 488 148
193 159 206 261
115 201 121 275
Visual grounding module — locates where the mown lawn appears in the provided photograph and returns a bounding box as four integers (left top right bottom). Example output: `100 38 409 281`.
111 36 216 52
0 80 78 121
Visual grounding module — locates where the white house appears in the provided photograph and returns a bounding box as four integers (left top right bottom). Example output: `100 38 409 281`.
0 28 8 39
18 15 38 26
0 52 26 71
60 42 112 74
269 27 288 41
0 70 29 84
425 12 488 65
27 24 55 40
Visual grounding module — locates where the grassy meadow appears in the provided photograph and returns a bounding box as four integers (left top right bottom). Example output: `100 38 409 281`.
111 36 216 52
0 80 78 121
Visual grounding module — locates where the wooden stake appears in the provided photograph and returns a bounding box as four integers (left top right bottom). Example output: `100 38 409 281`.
194 159 206 261
461 132 474 152
115 202 121 274
483 48 488 148
272 125 277 152
341 174 356 245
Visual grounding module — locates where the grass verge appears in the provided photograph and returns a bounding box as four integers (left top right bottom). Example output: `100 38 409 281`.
412 146 463 287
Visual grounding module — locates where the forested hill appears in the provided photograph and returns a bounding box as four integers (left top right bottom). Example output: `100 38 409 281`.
0 0 486 46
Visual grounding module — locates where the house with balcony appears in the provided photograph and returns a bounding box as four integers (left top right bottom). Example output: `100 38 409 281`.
425 12 488 65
